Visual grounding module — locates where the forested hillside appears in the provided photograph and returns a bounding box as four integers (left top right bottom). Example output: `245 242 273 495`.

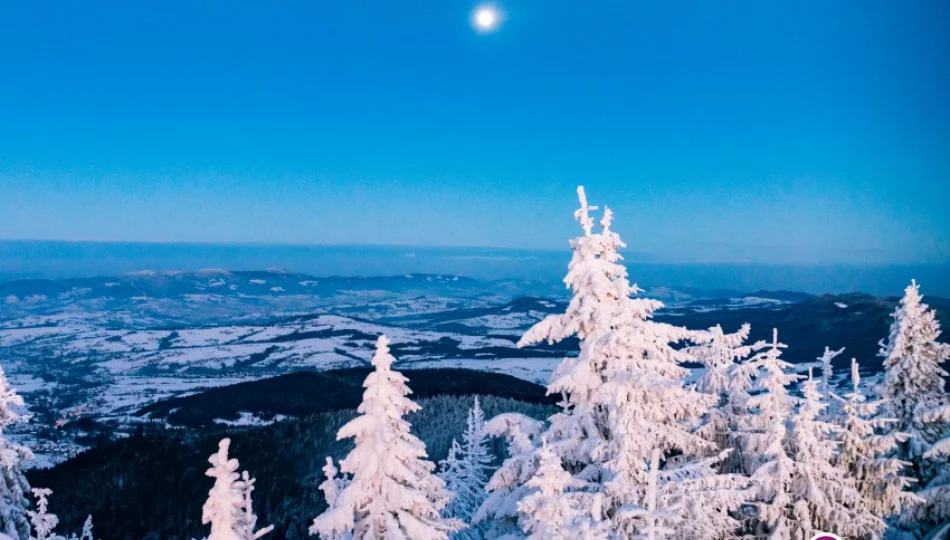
136 367 557 427
28 394 555 539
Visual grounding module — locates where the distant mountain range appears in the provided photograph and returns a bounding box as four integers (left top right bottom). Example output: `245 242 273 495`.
4 240 950 296
1 269 482 302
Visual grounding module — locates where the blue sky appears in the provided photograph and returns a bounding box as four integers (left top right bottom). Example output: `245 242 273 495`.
1 1 948 264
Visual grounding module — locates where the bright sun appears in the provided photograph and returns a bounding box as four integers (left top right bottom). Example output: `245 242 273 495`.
473 5 500 32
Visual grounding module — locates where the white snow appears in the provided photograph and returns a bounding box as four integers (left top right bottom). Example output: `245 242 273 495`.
213 413 288 427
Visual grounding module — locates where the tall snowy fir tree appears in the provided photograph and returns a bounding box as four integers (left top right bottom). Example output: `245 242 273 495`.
202 438 272 540
832 358 919 522
617 450 679 540
910 409 950 537
743 350 894 539
817 346 846 419
685 323 761 458
476 187 752 539
78 517 93 540
879 281 950 537
438 397 493 539
27 489 61 540
786 370 883 539
818 346 846 395
473 413 546 537
736 329 800 537
0 367 33 540
688 323 755 398
516 441 607 539
202 439 245 540
309 335 463 540
238 471 273 539
313 458 350 540
880 280 950 463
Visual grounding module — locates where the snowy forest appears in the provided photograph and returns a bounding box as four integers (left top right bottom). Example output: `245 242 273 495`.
1 187 948 540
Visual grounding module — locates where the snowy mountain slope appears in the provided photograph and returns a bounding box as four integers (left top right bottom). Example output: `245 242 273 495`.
2 270 947 468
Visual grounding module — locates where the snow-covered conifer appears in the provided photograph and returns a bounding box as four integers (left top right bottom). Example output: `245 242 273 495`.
473 413 544 537
786 369 883 539
736 329 800 475
739 329 799 538
27 489 62 540
686 323 761 454
202 439 244 540
439 396 493 538
744 359 887 539
516 442 607 540
317 457 348 512
238 471 273 540
880 280 950 463
516 442 579 539
78 517 93 540
462 397 493 488
478 187 753 539
689 324 755 398
817 346 846 420
878 281 950 536
439 441 466 508
905 403 950 536
818 346 846 395
618 449 680 540
0 366 33 540
833 358 919 520
201 438 271 540
309 335 463 540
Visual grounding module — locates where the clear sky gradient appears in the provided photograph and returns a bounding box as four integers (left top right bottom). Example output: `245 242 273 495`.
1 1 948 264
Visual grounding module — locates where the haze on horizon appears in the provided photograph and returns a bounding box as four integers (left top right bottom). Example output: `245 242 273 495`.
1 1 948 266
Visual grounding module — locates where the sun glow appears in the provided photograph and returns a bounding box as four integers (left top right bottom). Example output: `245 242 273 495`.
472 4 501 32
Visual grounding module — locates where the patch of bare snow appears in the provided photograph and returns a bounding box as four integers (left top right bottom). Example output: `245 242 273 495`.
213 412 289 427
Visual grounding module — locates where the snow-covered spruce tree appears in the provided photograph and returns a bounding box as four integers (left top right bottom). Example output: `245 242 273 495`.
617 450 680 540
902 393 950 535
733 329 801 471
739 329 799 537
689 324 755 399
878 281 950 536
906 403 950 536
239 471 273 540
685 323 762 458
439 443 466 511
516 441 608 540
817 346 846 420
439 397 493 538
78 517 93 540
202 439 244 540
27 489 62 540
832 358 919 521
202 438 272 540
786 369 884 539
316 457 348 518
818 346 846 396
477 187 752 539
743 351 889 539
0 366 33 540
879 280 950 465
472 413 545 537
309 335 463 540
